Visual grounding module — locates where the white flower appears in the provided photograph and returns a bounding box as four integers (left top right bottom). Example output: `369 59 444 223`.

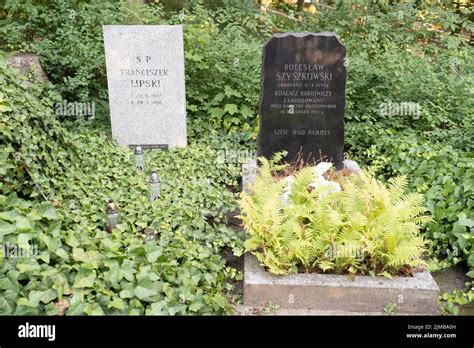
309 162 332 189
284 175 295 186
280 175 295 205
309 163 341 198
314 162 333 177
309 174 326 189
281 190 291 205
317 181 342 199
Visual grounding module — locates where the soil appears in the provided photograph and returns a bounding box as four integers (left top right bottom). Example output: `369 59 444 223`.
432 263 471 293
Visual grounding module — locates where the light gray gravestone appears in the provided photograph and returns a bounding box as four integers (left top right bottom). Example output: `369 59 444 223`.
103 25 187 149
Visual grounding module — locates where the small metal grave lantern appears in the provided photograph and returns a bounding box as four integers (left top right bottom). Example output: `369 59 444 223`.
149 170 161 201
141 227 158 243
105 199 120 232
134 146 145 173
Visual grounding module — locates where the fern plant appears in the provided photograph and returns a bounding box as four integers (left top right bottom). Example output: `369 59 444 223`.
240 156 432 276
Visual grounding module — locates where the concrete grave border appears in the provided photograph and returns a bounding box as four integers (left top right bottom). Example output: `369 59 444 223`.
244 254 440 315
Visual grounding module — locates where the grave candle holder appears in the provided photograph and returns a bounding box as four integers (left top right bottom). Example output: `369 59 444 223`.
134 146 145 173
105 199 120 232
141 227 158 243
148 171 161 201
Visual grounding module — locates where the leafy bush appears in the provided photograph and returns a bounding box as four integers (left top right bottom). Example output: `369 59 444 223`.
1 0 267 132
367 132 474 276
240 155 431 276
0 61 245 315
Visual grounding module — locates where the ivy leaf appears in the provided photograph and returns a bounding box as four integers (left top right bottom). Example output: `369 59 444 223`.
39 233 61 251
106 263 121 285
72 248 102 268
41 289 58 304
119 288 134 299
0 102 13 112
240 104 253 118
189 302 204 312
15 305 39 315
209 107 224 118
39 204 59 220
54 248 69 260
0 296 14 314
0 277 17 292
134 286 157 301
17 262 41 274
120 260 135 282
17 234 31 252
28 290 45 306
146 249 162 263
191 274 200 285
146 301 166 315
168 304 187 316
224 104 238 115
88 304 105 315
108 297 125 310
73 269 96 288
65 231 80 247
15 216 33 232
0 220 15 236
0 210 19 222
135 220 148 229
457 213 474 228
17 293 41 308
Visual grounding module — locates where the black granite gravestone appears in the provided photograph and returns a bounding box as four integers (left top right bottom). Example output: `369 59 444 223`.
257 32 346 169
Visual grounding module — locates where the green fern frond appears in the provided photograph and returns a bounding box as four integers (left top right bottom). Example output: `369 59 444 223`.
388 175 408 202
241 164 430 275
386 239 426 267
290 167 314 204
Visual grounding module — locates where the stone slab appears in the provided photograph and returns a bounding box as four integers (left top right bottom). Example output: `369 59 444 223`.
257 32 346 168
7 53 48 82
244 254 440 315
103 25 187 148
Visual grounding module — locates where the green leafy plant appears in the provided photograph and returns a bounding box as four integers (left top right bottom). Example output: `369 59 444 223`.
0 62 245 315
263 300 280 314
439 284 474 316
383 302 397 315
240 155 431 276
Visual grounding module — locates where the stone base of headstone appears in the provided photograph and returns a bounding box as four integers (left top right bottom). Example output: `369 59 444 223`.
7 53 48 82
